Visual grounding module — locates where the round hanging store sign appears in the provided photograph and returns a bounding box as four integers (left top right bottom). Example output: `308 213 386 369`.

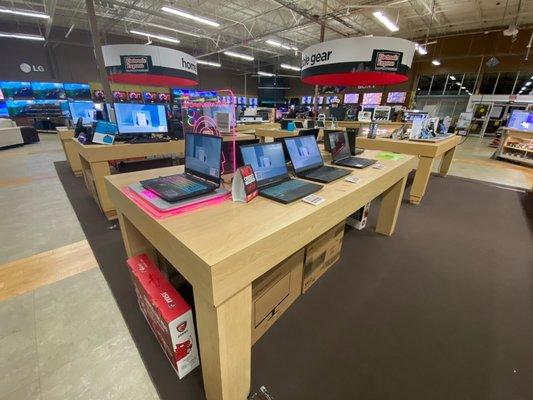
301 37 416 86
102 44 198 87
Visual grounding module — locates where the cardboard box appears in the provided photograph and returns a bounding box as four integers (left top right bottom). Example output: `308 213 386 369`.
127 254 199 379
302 222 345 293
252 249 304 344
346 203 371 230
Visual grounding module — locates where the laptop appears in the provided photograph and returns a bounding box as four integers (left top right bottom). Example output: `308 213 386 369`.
294 121 304 129
284 135 350 183
240 142 323 204
281 119 290 129
298 128 320 139
140 133 222 202
323 130 344 152
328 131 376 169
346 128 364 155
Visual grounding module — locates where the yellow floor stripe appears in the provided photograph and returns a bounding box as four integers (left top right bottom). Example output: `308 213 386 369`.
0 240 98 301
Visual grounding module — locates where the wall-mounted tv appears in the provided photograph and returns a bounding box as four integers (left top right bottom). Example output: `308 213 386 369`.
93 90 105 101
5 100 33 117
0 88 4 101
0 81 33 99
143 92 157 103
362 92 382 105
32 82 66 100
387 92 407 103
0 102 8 117
248 97 258 106
64 83 91 100
157 93 171 103
343 93 359 104
127 91 143 102
113 91 127 103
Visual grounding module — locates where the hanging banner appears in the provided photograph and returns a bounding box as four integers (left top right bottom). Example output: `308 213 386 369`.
301 37 416 86
102 44 198 87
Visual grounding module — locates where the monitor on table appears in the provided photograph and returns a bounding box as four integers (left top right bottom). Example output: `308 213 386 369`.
114 103 168 135
68 101 96 124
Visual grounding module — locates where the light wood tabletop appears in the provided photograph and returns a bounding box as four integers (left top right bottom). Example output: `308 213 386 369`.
56 129 82 176
105 149 417 400
355 135 462 204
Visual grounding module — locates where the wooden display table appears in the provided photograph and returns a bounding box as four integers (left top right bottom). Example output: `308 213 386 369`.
56 129 82 176
338 121 410 129
105 150 417 400
74 139 185 220
355 135 461 205
254 127 342 142
496 128 533 167
236 122 280 132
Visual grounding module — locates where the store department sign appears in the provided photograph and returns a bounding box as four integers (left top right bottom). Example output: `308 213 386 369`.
102 44 198 87
300 37 415 86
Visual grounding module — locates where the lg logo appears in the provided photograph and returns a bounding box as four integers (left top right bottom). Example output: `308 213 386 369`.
20 63 45 73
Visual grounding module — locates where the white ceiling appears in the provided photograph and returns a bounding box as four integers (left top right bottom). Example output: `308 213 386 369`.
1 0 532 71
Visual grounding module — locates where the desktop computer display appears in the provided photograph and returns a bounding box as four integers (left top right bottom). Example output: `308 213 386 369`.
114 103 168 135
507 110 533 132
185 133 222 183
68 101 96 124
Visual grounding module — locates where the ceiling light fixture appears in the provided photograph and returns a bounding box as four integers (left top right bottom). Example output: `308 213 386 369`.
265 39 299 52
526 81 532 86
372 11 399 32
196 60 221 67
432 59 441 66
0 8 49 19
223 51 254 61
280 63 300 71
258 71 274 77
461 86 466 89
415 43 427 55
0 32 45 41
449 75 456 81
161 6 219 27
130 30 180 44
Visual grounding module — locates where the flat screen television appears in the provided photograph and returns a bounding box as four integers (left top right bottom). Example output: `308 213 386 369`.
127 91 142 102
248 97 258 106
362 92 382 105
387 92 407 103
93 90 105 101
143 92 157 103
64 83 91 100
113 91 127 103
113 103 168 135
343 93 359 104
5 100 32 117
0 102 8 117
0 88 4 101
0 81 33 99
32 82 66 100
69 101 96 124
157 93 171 103
507 110 533 132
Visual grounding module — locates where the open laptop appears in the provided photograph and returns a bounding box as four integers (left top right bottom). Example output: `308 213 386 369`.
328 131 376 169
140 133 222 202
240 142 323 204
346 128 364 155
294 121 304 129
284 135 350 183
323 130 344 152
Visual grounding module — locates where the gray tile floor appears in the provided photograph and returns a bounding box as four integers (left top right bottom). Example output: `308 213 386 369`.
0 268 159 400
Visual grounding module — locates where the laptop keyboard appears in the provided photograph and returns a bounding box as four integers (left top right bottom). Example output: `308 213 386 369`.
342 157 376 168
151 175 208 196
261 179 318 200
305 166 347 180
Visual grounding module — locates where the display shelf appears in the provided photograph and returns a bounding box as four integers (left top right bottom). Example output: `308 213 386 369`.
498 153 533 166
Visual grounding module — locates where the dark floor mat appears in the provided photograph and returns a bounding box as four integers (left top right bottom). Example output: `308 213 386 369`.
55 161 533 400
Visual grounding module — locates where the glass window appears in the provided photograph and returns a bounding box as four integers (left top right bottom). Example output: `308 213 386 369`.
430 75 446 95
479 73 498 94
460 74 477 95
514 71 533 95
494 72 518 94
417 75 432 96
445 73 462 95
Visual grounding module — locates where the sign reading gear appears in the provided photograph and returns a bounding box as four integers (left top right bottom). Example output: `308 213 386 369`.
300 36 416 87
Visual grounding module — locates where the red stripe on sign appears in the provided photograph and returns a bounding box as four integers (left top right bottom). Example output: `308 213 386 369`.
108 73 198 87
301 71 408 86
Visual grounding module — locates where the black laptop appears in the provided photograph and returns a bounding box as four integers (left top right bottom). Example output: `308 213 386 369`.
323 130 344 152
328 131 376 169
240 142 323 204
346 128 365 155
284 135 350 183
140 133 222 202
294 121 304 129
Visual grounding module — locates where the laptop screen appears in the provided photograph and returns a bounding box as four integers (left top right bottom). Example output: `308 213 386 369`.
240 142 288 187
328 131 351 162
284 135 323 173
294 121 304 129
185 133 222 184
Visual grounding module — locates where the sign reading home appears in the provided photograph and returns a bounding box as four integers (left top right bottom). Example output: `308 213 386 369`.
300 37 415 87
103 44 198 87
121 55 152 73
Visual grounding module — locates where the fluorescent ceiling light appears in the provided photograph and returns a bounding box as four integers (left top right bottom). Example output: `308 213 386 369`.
223 51 254 61
196 60 221 67
0 8 49 19
372 11 399 32
525 81 532 86
280 63 300 71
266 39 281 47
161 6 219 27
0 32 45 41
432 60 441 66
258 71 274 77
461 86 466 89
265 39 299 52
449 75 456 81
130 30 179 44
415 43 427 55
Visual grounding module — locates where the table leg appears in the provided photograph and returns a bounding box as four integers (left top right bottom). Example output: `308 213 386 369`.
117 213 156 260
409 156 435 205
194 285 252 400
90 161 116 220
376 176 407 236
438 146 456 177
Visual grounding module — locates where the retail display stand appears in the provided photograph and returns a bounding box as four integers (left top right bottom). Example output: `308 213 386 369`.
495 128 533 167
56 127 83 176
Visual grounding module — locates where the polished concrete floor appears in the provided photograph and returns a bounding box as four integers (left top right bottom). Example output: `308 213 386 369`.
0 133 531 400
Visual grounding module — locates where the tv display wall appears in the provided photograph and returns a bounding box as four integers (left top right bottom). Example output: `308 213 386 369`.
64 83 91 100
387 92 407 103
0 82 33 99
362 92 382 105
32 82 66 100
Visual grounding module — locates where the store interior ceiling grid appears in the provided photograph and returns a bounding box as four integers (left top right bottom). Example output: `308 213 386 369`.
1 0 533 73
